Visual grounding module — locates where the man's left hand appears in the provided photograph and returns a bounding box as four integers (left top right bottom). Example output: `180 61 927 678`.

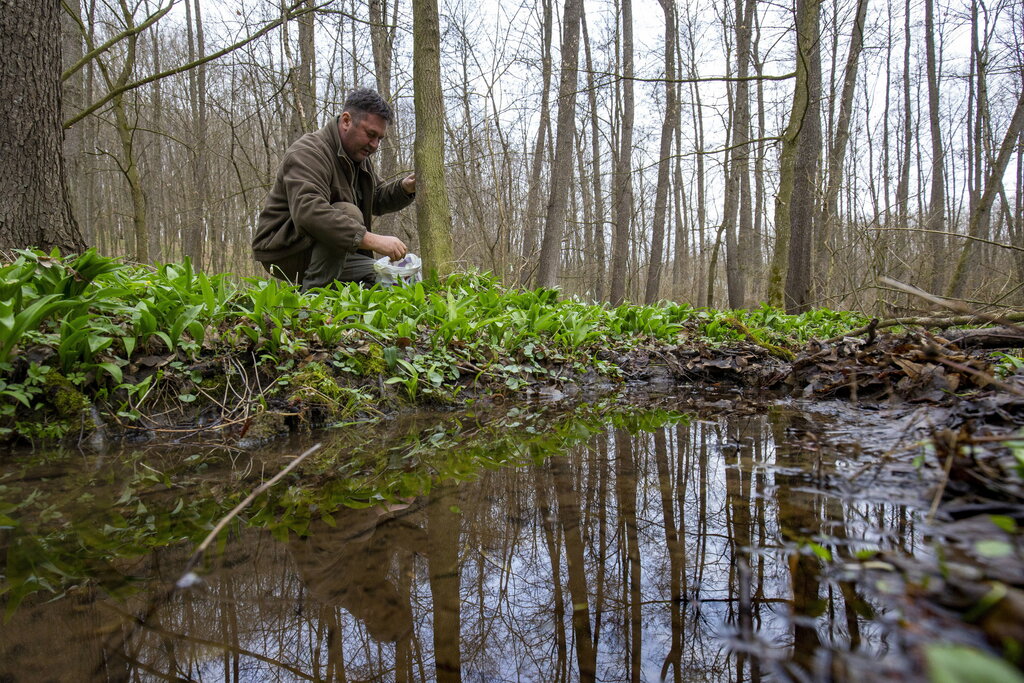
401 173 416 195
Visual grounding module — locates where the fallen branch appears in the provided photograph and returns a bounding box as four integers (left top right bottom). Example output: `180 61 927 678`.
826 278 1024 343
828 312 1024 344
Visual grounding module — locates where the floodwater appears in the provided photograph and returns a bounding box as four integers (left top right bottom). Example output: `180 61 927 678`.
0 390 998 681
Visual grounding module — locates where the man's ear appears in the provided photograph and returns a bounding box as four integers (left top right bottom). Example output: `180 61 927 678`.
340 111 351 128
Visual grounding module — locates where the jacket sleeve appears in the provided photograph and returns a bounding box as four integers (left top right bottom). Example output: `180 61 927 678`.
372 176 415 216
283 150 366 253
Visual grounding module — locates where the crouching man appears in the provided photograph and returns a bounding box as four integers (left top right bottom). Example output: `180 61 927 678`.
252 88 416 289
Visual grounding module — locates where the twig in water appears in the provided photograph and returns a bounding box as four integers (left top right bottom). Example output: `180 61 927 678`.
177 442 322 580
97 442 321 675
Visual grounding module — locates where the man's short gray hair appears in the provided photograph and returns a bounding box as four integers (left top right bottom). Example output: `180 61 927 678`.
343 88 392 122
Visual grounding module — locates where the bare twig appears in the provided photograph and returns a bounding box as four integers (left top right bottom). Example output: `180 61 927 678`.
829 278 1024 342
98 443 321 674
177 443 321 580
878 277 1024 332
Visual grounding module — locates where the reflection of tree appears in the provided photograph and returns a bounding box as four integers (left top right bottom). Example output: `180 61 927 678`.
725 415 758 680
655 426 687 682
534 463 568 679
614 427 643 680
551 451 597 681
768 409 824 675
289 502 425 645
428 485 463 682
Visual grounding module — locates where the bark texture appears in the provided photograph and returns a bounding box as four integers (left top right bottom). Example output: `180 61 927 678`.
535 0 582 288
0 0 85 253
412 0 455 276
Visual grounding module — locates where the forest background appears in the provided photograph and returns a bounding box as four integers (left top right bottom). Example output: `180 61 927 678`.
26 0 1024 314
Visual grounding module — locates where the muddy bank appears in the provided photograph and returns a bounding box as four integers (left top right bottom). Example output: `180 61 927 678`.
17 323 1023 451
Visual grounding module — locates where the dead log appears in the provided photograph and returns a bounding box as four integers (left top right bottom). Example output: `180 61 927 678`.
940 326 1024 350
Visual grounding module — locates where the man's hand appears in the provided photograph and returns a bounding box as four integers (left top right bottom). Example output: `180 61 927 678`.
401 173 416 195
361 231 407 261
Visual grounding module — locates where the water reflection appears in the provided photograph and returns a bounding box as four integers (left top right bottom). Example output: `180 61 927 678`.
0 400 927 681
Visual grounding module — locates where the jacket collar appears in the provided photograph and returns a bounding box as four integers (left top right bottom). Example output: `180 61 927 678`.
328 115 371 174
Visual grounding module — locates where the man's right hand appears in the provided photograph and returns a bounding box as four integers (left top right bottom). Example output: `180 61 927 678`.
360 231 407 261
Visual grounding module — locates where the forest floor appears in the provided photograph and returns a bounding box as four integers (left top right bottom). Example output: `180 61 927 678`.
2 250 1024 675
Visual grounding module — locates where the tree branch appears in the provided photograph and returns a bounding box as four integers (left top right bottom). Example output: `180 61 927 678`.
64 0 321 129
580 68 796 85
61 0 176 83
868 226 1024 253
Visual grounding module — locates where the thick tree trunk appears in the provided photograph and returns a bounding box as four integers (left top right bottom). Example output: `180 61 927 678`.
767 0 821 311
412 0 455 276
782 0 822 313
535 0 582 288
0 0 85 253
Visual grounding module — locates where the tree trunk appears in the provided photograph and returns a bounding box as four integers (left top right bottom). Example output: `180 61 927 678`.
643 0 678 304
609 0 635 305
946 88 1024 298
184 0 208 270
722 0 754 308
519 0 553 284
781 0 822 313
819 0 867 291
370 0 397 177
923 0 945 293
0 0 85 253
412 0 455 277
581 8 607 300
767 0 821 310
535 0 582 289
288 0 317 139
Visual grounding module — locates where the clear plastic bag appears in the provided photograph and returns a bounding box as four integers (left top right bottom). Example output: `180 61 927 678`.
373 253 423 287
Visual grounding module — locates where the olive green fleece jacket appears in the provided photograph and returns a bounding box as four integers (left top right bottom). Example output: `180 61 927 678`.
252 116 414 282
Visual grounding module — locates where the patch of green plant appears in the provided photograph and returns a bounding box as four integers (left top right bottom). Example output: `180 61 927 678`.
0 250 873 444
991 352 1024 379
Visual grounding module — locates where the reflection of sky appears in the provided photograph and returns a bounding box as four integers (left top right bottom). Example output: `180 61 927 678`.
112 403 932 681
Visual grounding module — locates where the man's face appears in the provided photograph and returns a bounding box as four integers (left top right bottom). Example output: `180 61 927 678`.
338 111 388 163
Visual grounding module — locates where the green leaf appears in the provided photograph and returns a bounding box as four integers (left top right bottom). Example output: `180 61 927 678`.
806 541 833 562
96 363 123 384
974 540 1014 559
925 644 1024 683
988 515 1018 533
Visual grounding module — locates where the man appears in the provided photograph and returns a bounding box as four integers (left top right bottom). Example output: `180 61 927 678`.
252 88 415 289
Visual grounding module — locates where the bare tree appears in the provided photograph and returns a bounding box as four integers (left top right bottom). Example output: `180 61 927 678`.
643 0 679 304
536 0 583 288
923 0 946 292
770 0 822 313
609 0 635 305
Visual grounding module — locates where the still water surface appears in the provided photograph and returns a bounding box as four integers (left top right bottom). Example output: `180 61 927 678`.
0 392 950 681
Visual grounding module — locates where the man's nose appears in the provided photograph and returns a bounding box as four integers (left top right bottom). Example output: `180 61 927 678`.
368 137 379 151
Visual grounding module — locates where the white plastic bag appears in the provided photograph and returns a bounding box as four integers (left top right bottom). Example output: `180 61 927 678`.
373 253 423 287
